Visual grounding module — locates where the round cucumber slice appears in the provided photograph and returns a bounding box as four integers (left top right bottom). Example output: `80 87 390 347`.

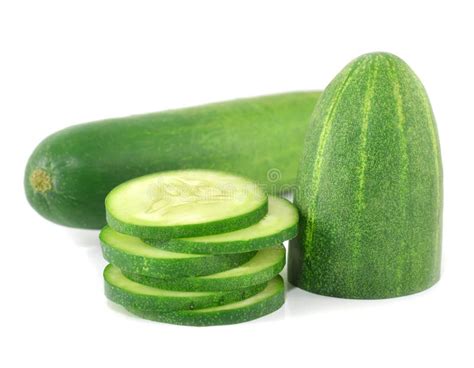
125 275 285 326
123 245 285 291
105 170 268 240
104 264 266 312
100 226 256 278
145 196 298 254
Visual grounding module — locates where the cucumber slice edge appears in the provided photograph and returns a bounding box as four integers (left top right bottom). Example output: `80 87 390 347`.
125 275 285 326
145 196 298 254
122 245 286 291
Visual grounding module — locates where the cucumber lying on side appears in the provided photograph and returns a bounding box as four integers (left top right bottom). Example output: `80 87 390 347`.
104 264 266 312
100 226 256 278
123 245 285 291
25 91 321 229
106 170 268 240
146 196 297 254
125 275 285 326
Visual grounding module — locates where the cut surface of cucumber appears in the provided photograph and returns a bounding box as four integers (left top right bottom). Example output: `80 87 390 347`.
104 264 266 312
123 245 285 291
100 226 256 278
125 275 285 326
105 170 268 239
146 196 298 254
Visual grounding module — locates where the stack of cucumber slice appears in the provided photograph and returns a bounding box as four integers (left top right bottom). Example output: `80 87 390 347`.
100 170 298 326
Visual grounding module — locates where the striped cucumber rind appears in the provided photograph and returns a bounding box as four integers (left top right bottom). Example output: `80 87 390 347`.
145 196 298 254
125 275 285 326
122 245 285 291
104 264 266 312
100 226 256 278
105 170 268 240
289 52 442 299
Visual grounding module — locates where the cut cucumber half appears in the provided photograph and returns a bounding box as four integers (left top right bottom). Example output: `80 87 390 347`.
104 264 266 312
100 226 256 278
105 170 268 240
126 275 285 326
123 245 285 291
145 196 298 254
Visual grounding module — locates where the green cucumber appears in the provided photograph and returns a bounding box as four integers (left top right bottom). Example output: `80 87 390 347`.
123 245 285 291
104 264 266 312
145 196 297 254
106 170 267 240
125 275 285 326
100 226 256 278
25 91 321 229
289 52 443 299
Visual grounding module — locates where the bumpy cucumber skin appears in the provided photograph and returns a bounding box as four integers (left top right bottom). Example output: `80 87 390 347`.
100 235 256 278
145 221 296 254
289 53 443 299
104 265 266 312
106 197 268 241
125 276 285 326
24 92 321 229
122 245 286 291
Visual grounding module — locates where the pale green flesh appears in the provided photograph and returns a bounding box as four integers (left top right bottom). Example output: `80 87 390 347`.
191 276 283 313
105 170 267 227
105 265 212 297
201 246 284 280
100 226 202 259
181 196 297 244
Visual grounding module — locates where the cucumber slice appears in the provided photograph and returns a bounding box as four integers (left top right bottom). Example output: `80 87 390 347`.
104 264 266 312
145 196 298 254
105 170 268 240
126 275 284 326
100 226 256 278
123 245 285 291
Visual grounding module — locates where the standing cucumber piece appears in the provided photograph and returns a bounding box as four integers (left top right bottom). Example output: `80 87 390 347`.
25 91 321 229
123 245 285 291
289 53 442 299
100 226 256 278
125 275 285 326
104 264 266 312
105 170 267 240
145 196 298 254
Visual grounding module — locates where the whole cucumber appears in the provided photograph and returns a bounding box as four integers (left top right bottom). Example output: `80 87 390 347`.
25 91 321 229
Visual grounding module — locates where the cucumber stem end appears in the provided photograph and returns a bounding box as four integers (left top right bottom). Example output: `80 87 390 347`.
30 169 52 193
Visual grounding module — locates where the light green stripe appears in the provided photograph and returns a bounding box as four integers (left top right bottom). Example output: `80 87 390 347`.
387 57 409 292
302 60 367 260
347 57 379 294
352 58 379 261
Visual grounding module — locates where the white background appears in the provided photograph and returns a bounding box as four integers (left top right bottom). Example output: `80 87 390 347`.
1 1 473 367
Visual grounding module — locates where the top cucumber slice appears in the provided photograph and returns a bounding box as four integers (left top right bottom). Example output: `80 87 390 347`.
105 170 268 240
145 196 298 254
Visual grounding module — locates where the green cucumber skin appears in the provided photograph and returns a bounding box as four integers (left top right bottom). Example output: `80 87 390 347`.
106 198 268 241
289 53 443 299
104 265 266 312
145 222 296 254
100 238 256 278
25 91 321 229
122 245 286 291
125 276 285 326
